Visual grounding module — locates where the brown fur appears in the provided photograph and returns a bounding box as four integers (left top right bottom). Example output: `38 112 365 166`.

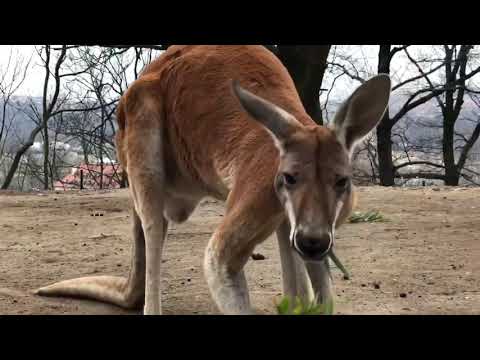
36 46 389 315
117 44 356 232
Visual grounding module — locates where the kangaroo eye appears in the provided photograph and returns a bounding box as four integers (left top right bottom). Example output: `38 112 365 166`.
283 173 297 186
335 176 349 190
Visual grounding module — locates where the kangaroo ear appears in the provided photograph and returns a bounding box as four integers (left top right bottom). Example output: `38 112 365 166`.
232 80 302 144
331 74 391 153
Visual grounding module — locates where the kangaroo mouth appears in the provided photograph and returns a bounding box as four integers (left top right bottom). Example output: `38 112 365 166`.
292 238 333 263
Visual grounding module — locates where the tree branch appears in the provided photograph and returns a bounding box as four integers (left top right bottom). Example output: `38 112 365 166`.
394 161 445 171
395 172 446 180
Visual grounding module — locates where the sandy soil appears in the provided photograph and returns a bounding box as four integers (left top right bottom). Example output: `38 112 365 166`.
0 186 479 315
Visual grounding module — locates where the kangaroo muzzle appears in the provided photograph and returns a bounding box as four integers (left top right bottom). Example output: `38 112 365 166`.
292 228 333 261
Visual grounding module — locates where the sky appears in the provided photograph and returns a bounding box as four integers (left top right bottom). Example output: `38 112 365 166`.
0 45 45 97
0 45 382 99
0 45 453 102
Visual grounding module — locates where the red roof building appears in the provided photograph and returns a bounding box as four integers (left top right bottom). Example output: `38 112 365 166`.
54 163 124 191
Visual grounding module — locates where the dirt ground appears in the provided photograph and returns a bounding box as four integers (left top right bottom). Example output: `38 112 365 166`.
0 186 479 315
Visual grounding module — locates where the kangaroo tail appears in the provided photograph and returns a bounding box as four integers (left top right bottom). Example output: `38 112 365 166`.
35 209 145 310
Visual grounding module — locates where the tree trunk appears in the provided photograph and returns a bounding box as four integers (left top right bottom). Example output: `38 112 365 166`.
42 116 49 190
119 171 127 188
377 118 395 186
376 45 395 186
1 125 44 189
276 46 331 125
443 116 459 186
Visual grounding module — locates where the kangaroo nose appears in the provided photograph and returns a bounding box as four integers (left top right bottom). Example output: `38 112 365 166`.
294 231 332 260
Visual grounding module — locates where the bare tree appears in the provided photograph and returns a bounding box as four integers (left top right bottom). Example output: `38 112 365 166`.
0 48 30 177
325 45 445 185
395 45 480 185
330 45 480 186
376 45 409 186
274 46 331 124
1 45 99 190
48 46 158 190
370 45 457 186
39 45 68 189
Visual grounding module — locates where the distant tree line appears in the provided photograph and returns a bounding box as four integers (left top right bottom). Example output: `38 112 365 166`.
1 45 479 191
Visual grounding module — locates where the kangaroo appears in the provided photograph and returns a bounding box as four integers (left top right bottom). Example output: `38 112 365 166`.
35 45 391 315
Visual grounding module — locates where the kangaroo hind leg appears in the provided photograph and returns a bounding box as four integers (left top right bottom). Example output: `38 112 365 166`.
37 81 168 315
123 83 169 315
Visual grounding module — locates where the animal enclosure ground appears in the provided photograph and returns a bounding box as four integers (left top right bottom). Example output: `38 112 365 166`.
0 187 479 315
